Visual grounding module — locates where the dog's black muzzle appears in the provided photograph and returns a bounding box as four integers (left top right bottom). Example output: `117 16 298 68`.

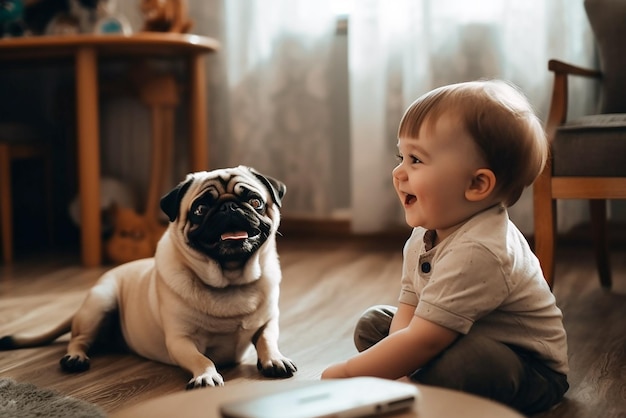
187 198 272 269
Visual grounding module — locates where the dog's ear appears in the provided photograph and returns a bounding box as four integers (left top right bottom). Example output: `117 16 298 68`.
160 177 193 222
247 167 286 208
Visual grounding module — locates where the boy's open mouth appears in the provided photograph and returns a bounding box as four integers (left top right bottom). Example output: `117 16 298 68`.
404 194 417 205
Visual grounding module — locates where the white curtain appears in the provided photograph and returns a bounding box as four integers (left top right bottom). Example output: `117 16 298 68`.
111 0 338 216
348 0 596 233
110 0 596 235
219 1 338 216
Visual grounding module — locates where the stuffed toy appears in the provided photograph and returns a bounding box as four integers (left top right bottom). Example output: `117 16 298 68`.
141 0 191 33
104 204 166 264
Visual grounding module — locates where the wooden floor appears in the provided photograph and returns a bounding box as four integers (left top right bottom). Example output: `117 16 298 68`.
1 235 625 418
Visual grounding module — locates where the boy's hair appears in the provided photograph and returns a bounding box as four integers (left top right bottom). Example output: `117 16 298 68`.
398 80 548 206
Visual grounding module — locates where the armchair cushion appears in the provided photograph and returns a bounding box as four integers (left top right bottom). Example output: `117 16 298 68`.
552 113 626 176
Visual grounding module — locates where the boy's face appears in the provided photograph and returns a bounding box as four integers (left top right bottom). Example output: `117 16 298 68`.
392 113 488 241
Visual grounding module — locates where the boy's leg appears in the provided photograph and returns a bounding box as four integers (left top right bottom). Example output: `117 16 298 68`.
409 334 568 415
510 351 569 415
353 305 396 352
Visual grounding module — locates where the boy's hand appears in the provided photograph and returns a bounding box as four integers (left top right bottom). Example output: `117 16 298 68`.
321 362 349 379
322 317 459 381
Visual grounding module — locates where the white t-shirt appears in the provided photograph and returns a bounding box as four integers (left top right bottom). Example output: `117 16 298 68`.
399 204 569 374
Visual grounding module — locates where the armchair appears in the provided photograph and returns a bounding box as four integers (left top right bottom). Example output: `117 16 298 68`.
533 0 626 289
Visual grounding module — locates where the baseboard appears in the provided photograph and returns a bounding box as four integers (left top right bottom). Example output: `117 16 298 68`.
279 217 626 248
279 217 410 243
554 221 626 247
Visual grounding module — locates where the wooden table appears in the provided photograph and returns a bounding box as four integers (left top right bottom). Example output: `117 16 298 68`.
0 33 220 266
111 379 525 418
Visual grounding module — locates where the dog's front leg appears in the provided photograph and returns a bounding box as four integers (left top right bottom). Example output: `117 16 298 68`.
253 317 297 378
165 336 224 389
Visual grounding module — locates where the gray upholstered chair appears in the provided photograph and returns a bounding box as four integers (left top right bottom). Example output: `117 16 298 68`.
533 0 626 289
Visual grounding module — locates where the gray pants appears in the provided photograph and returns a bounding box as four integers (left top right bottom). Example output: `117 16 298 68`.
354 305 569 415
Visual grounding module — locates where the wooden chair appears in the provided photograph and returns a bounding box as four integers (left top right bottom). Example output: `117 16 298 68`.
533 0 626 289
0 123 53 264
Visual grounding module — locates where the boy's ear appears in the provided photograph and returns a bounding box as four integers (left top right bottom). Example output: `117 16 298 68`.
466 168 496 201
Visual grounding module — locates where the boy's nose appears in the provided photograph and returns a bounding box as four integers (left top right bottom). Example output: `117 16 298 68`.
392 164 406 181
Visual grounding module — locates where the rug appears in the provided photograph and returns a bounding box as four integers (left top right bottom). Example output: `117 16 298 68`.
0 378 106 418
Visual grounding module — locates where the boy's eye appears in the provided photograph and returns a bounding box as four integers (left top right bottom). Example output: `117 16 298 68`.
397 153 421 164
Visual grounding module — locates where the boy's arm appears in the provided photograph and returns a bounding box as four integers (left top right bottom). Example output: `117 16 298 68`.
321 316 458 380
389 302 416 334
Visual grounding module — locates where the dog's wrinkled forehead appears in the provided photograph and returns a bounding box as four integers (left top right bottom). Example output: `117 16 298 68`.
186 169 266 204
160 166 285 223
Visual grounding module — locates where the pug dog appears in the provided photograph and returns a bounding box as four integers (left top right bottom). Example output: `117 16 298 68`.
0 166 297 389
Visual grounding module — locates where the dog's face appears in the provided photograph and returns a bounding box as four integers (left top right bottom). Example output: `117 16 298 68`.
160 166 286 271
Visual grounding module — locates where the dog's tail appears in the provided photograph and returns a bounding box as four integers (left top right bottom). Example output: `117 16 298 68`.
0 317 73 350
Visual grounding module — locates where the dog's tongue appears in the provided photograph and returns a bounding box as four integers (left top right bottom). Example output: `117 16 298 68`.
221 231 249 240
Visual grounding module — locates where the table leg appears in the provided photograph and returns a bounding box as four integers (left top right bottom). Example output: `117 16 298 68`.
75 47 101 267
189 54 209 172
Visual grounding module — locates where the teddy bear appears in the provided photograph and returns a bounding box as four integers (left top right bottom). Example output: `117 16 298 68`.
141 0 191 33
104 204 166 265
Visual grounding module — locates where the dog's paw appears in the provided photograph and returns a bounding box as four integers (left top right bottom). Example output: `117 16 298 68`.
186 370 225 390
0 336 16 350
257 356 297 378
60 354 90 373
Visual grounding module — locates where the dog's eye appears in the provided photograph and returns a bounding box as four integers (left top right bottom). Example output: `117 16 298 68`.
249 198 264 211
193 204 208 217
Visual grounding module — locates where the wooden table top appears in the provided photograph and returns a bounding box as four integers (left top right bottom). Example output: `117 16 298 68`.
111 379 526 418
0 33 220 61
